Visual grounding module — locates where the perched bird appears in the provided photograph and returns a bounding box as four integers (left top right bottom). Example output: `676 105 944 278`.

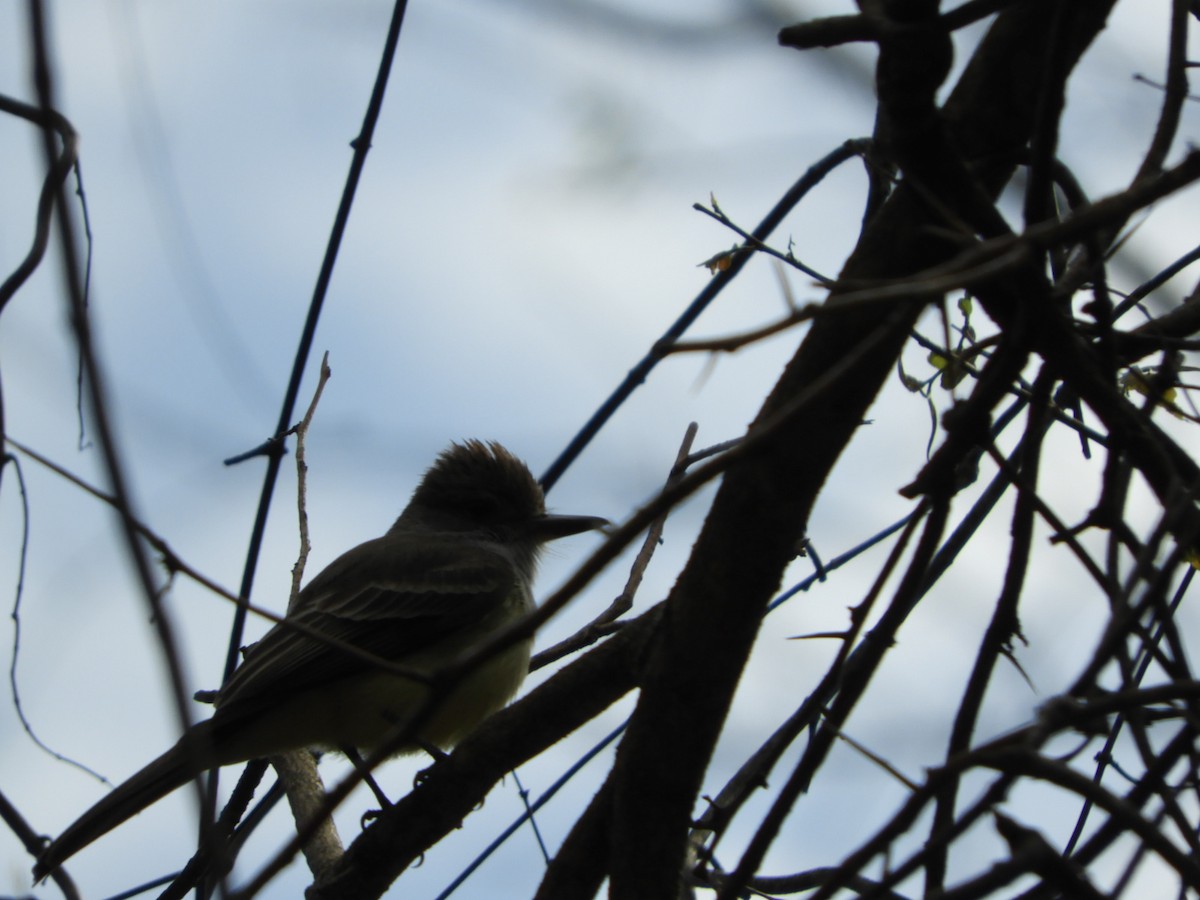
35 440 605 878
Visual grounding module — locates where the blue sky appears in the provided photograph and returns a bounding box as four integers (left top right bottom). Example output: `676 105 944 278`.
2 1 1198 897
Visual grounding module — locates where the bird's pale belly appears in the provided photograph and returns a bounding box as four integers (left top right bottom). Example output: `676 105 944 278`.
214 635 533 763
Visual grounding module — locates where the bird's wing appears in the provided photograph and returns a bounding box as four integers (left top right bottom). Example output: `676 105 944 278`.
213 535 520 721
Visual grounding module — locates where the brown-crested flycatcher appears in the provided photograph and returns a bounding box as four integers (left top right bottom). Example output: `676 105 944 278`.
35 440 605 878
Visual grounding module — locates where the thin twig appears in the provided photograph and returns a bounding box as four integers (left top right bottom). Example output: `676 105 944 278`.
694 198 834 285
531 422 699 670
286 352 333 609
25 3 222 890
5 456 110 785
540 138 873 491
274 351 343 880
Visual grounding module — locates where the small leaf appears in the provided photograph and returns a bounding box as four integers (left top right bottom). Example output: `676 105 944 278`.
940 364 968 390
698 245 741 275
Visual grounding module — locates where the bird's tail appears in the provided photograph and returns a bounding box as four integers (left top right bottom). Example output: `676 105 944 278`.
34 727 213 881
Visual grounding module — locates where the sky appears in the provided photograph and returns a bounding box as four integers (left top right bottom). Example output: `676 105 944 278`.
1 0 1199 897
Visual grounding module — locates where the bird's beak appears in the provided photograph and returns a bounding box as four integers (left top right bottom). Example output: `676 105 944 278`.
528 513 610 542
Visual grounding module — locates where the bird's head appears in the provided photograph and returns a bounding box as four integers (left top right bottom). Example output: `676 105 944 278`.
399 440 607 556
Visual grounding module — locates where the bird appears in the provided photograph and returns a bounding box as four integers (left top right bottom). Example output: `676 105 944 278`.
35 439 606 879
